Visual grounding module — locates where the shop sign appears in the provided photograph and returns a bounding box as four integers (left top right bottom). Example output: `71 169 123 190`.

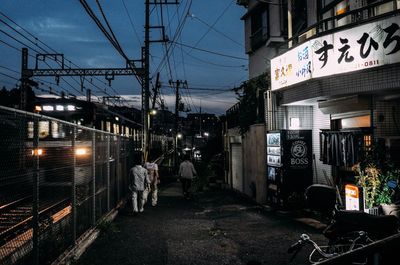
345 184 362 211
271 15 400 91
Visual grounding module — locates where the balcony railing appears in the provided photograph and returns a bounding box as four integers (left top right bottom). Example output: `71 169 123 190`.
250 27 267 51
288 0 398 48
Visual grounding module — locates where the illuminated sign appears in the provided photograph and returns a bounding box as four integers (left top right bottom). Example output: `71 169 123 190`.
271 16 400 90
345 184 362 211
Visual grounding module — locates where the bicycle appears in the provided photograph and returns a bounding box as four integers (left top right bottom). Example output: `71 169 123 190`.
288 231 373 264
288 184 399 264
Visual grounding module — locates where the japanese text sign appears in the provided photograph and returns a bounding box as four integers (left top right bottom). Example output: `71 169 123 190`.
271 16 400 90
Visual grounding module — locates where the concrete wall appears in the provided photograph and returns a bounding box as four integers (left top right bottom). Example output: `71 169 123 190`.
242 124 267 203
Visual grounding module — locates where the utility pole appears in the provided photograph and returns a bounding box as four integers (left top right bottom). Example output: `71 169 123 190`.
143 0 178 161
169 79 182 170
143 0 150 162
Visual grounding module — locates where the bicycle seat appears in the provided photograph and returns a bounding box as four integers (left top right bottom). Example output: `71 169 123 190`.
323 210 399 240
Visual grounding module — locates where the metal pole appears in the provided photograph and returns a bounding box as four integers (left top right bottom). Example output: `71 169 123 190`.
116 136 120 201
174 80 180 171
92 131 96 225
72 127 77 244
20 48 28 111
143 0 150 160
107 135 110 212
32 117 39 265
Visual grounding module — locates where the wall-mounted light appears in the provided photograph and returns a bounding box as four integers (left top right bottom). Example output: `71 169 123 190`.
34 105 42 112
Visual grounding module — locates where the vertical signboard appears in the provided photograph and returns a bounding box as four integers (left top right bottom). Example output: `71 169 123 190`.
345 184 363 211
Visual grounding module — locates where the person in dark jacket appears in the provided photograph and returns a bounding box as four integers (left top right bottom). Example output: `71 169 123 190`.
129 154 150 214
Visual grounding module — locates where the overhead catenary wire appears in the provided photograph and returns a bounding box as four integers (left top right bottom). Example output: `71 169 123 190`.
0 11 128 107
79 0 143 87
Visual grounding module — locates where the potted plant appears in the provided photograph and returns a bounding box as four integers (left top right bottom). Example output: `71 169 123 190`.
376 167 400 217
353 162 400 216
353 163 381 211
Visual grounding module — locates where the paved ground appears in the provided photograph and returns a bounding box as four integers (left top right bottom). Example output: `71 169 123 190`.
76 183 326 265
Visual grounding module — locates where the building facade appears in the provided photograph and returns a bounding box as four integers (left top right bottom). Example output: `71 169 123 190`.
269 0 400 205
229 0 400 206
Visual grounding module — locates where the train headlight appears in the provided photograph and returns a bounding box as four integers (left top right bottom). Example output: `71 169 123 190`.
75 148 88 156
32 148 44 156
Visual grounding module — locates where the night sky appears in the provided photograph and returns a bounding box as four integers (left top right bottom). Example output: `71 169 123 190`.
0 0 248 114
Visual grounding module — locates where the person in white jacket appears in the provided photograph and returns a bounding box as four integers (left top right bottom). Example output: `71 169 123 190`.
144 157 160 206
129 155 150 214
178 155 197 199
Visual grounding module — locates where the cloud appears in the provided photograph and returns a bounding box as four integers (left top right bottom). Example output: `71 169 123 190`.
29 17 76 31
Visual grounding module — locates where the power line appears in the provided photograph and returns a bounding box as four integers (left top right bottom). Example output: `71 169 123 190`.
121 0 142 46
190 14 244 48
187 0 234 54
171 41 247 60
0 11 125 104
0 71 19 81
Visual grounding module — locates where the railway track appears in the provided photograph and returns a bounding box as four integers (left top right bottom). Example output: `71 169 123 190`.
0 196 69 245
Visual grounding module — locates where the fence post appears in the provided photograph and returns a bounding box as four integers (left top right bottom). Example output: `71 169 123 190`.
92 131 96 225
116 136 120 201
107 134 110 212
71 127 77 244
32 117 39 265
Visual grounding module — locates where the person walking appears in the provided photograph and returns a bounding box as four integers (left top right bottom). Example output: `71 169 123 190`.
144 155 160 206
129 154 150 214
178 155 197 199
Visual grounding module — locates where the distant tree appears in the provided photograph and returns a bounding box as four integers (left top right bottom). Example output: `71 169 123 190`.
234 72 269 134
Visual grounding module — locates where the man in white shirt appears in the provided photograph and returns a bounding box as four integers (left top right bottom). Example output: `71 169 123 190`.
129 154 150 214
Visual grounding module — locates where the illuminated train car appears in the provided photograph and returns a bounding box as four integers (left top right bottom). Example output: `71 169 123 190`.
27 97 143 187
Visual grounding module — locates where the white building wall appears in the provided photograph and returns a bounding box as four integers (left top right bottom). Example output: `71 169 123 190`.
312 105 332 185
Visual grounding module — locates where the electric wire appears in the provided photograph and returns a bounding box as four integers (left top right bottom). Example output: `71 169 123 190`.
171 40 247 60
121 0 142 46
186 0 234 54
190 14 244 48
0 11 126 106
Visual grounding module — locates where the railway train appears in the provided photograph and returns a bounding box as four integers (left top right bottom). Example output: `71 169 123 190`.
28 97 144 186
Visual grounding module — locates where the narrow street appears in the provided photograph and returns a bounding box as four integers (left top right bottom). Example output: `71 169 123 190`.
76 183 325 265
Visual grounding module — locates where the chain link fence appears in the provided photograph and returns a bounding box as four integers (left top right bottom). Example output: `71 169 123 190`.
0 105 137 265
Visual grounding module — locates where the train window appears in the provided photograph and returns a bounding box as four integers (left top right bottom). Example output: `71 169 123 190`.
51 121 66 138
27 121 34 138
106 121 111 132
39 121 50 138
113 123 119 134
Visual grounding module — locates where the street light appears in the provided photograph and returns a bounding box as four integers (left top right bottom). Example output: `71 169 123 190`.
150 109 157 116
177 133 183 139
